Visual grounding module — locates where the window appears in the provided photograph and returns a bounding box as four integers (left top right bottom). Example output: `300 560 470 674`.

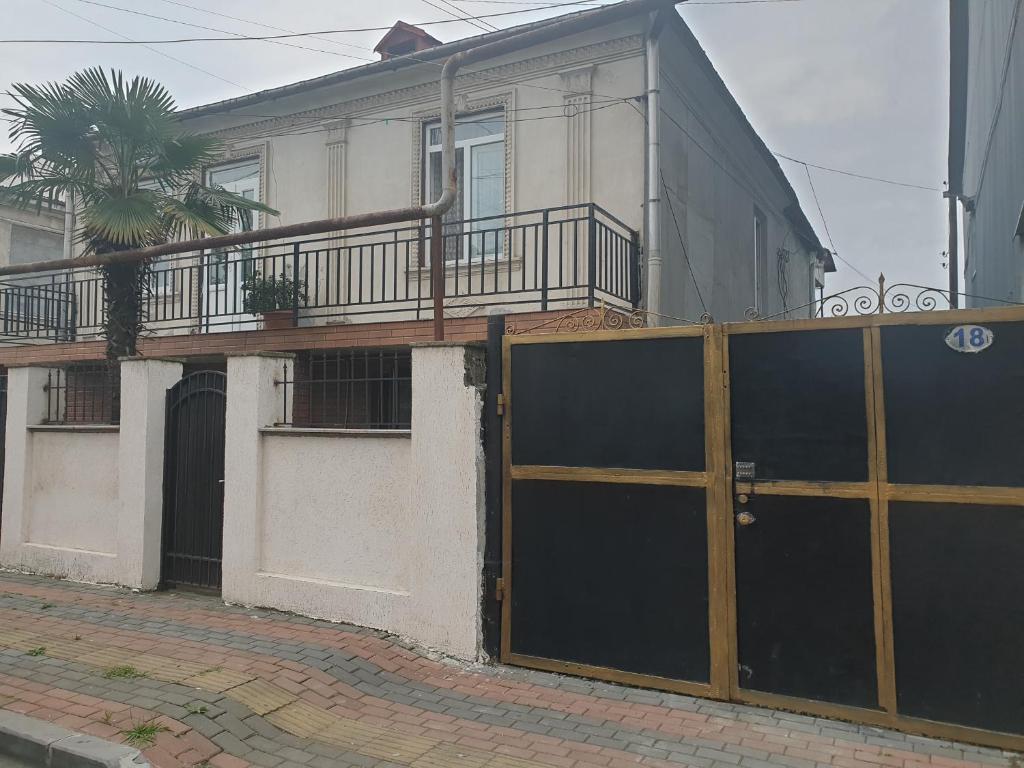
204 159 260 294
281 349 412 430
425 112 505 260
753 206 768 312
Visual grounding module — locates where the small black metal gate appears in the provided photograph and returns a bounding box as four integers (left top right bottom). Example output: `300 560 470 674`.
161 370 227 591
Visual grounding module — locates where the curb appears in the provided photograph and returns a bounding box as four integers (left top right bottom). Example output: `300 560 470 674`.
0 710 149 767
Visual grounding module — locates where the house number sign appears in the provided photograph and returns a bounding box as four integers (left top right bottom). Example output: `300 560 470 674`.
945 324 994 353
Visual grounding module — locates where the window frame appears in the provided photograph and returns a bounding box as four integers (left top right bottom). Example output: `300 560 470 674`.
424 111 507 263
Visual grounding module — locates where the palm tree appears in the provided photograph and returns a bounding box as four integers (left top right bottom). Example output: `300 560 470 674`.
0 68 276 359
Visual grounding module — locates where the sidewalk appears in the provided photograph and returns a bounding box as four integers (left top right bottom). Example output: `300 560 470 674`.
0 572 1015 768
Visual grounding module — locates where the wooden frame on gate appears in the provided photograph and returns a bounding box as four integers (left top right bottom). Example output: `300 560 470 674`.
500 305 1024 752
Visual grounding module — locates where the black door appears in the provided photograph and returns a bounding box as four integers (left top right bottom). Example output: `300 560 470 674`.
727 328 879 709
161 371 227 591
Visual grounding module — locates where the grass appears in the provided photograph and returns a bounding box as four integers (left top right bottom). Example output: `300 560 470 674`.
99 711 114 726
26 647 46 657
103 665 146 680
184 702 208 716
120 718 168 748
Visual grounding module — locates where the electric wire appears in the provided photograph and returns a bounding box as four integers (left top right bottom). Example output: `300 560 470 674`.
39 0 249 91
661 170 708 315
802 164 873 283
421 0 498 33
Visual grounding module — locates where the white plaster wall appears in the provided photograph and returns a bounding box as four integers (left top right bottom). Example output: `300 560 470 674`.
26 430 119 554
0 360 181 587
222 346 486 660
258 434 412 597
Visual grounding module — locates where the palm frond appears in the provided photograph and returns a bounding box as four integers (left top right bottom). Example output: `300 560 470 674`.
78 190 163 249
145 134 222 186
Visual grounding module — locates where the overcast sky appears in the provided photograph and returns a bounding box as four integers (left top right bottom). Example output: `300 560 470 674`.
0 0 951 294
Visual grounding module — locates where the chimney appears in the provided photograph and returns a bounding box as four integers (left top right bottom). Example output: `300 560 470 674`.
373 21 444 60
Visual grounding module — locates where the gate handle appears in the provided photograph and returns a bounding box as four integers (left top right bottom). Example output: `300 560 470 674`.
735 511 756 527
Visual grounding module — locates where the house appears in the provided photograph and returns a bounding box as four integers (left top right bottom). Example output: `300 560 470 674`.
949 0 1024 306
0 0 836 669
161 0 831 332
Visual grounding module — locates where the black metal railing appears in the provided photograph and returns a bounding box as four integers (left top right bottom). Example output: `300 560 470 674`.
44 363 120 425
0 203 639 343
276 349 412 430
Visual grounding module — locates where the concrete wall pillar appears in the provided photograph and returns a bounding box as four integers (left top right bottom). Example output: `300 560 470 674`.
117 358 182 588
408 343 487 659
222 353 291 601
0 367 50 564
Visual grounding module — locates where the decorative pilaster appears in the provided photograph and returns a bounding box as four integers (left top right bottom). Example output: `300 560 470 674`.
325 121 347 219
561 66 594 207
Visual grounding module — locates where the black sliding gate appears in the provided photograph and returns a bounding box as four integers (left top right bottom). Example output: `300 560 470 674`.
161 370 227 591
501 308 1024 751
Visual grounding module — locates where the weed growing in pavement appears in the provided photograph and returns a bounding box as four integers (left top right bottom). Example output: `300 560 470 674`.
121 719 168 748
26 647 45 657
40 603 54 610
184 702 208 716
99 711 114 726
103 665 146 680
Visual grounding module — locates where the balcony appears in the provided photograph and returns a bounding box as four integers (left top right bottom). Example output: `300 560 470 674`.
0 204 639 344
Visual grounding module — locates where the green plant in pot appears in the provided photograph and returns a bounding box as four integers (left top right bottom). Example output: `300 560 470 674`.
240 269 306 330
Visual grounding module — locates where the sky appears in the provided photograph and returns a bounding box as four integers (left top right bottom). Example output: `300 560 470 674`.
0 0 951 295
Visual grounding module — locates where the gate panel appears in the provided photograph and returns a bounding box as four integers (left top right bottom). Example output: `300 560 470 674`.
503 328 722 697
889 502 1024 734
877 317 1024 738
728 329 868 482
161 371 227 591
726 326 882 711
881 322 1024 487
511 480 709 681
734 495 877 708
510 337 705 471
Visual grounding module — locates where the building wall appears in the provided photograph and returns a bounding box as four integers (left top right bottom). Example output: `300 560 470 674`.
0 204 65 268
25 430 119 555
0 360 181 588
223 345 486 660
181 20 648 233
257 433 414 606
179 15 814 323
961 0 1024 305
658 20 816 322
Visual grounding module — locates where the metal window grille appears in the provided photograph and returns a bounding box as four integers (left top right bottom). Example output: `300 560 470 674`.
277 349 412 430
44 363 120 425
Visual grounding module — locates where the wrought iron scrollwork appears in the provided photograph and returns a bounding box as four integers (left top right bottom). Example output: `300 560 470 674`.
505 302 710 335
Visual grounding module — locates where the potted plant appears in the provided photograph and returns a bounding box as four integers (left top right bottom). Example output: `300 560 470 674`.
240 269 306 330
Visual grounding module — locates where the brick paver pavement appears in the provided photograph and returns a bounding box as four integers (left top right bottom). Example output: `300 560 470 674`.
0 572 1016 768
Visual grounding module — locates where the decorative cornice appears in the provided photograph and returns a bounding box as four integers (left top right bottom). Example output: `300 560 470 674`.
202 35 642 141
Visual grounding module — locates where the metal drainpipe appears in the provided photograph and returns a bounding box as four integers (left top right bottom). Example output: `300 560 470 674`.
644 17 663 325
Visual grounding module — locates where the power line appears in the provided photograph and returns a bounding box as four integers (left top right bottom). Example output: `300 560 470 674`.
0 4 624 44
421 0 498 33
660 171 708 315
802 164 872 283
71 0 371 61
150 0 373 57
39 0 248 91
774 152 943 192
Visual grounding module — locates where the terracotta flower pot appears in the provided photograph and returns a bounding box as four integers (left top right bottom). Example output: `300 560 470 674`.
261 310 293 330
